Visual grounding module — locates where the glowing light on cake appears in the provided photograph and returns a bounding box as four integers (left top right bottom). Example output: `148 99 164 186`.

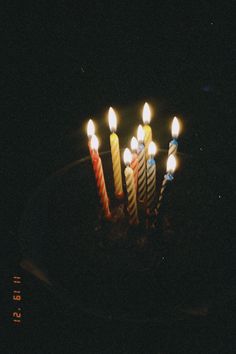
142 102 152 160
87 119 95 157
167 153 177 174
108 107 117 132
142 102 151 125
108 107 123 198
87 119 95 138
168 117 180 156
91 134 99 151
171 117 180 139
148 141 157 156
124 147 132 165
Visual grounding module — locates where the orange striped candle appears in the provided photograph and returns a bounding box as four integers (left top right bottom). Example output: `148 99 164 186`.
90 134 111 220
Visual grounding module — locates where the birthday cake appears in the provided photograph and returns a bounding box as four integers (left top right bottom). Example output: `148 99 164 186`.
20 106 213 322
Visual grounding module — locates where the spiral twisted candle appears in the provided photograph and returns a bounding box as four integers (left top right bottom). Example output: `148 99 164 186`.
168 117 180 156
147 159 156 210
130 137 139 191
168 139 178 156
144 125 152 160
137 143 146 203
156 175 172 211
131 153 138 191
156 154 176 212
110 132 123 197
124 148 139 225
90 134 111 220
93 152 111 219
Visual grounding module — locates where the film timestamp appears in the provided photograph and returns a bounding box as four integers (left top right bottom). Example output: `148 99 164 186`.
12 275 23 325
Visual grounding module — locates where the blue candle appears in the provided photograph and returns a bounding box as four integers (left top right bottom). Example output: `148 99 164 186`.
156 154 177 212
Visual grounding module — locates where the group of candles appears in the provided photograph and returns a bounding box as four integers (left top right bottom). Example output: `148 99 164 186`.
86 103 180 225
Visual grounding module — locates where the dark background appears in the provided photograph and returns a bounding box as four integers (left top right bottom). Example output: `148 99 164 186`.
2 1 236 352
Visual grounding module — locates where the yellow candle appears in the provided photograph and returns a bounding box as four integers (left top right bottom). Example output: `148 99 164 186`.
108 107 124 198
124 148 139 225
142 102 152 160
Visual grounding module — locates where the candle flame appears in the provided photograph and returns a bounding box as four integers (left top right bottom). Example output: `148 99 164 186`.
167 154 176 174
91 134 99 151
87 119 95 138
137 125 145 143
124 148 132 166
171 117 180 138
148 141 157 156
130 137 138 152
108 107 117 132
142 102 151 124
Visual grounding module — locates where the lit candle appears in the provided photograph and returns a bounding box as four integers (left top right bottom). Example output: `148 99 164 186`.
142 102 152 160
90 134 111 220
168 117 180 156
146 141 157 212
137 125 146 203
108 107 124 198
87 119 95 157
130 137 138 191
156 154 177 212
124 148 139 225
